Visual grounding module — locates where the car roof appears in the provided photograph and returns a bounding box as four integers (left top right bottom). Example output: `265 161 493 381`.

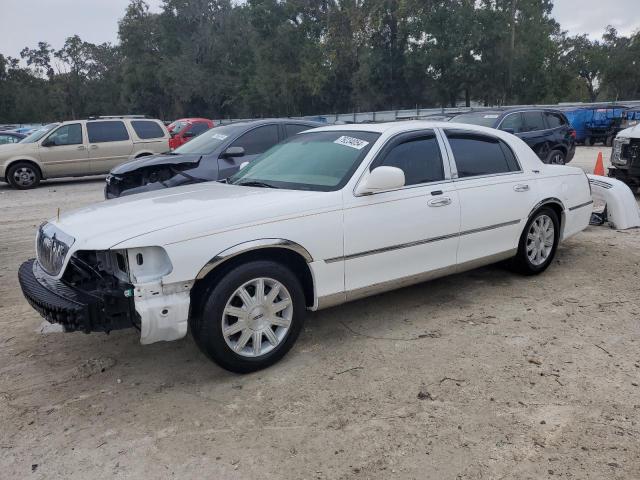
309 120 515 136
223 118 325 128
173 117 212 123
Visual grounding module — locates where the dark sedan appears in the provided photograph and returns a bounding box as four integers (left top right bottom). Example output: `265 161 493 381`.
449 108 576 164
105 119 323 199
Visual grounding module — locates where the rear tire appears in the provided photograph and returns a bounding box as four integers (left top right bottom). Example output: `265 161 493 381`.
6 161 41 189
584 137 592 146
605 136 613 147
510 207 560 275
190 260 306 373
546 149 565 165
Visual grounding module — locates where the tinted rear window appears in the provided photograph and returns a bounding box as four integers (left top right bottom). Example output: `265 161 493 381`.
131 120 165 139
545 113 566 129
446 130 520 178
87 121 129 143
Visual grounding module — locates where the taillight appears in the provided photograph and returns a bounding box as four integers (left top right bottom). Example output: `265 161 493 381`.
569 129 576 139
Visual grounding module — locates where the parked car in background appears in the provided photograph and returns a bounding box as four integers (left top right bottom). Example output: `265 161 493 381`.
167 118 214 150
104 118 323 198
19 121 592 372
0 116 169 189
450 108 576 164
608 123 640 189
0 131 26 145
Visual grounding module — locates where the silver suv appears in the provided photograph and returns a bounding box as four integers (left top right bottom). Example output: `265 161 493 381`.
0 116 170 189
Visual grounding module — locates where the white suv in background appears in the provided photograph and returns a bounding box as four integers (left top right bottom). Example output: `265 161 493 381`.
0 116 170 189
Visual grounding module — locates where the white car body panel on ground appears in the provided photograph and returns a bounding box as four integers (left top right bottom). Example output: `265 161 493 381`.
26 121 592 344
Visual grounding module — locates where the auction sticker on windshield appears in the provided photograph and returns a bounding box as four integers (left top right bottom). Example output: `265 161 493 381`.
211 133 228 140
334 136 370 150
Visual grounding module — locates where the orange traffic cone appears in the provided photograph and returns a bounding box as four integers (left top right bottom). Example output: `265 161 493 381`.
593 151 605 176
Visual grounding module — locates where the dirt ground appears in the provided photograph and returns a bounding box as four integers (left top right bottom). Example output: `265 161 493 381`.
1 147 639 479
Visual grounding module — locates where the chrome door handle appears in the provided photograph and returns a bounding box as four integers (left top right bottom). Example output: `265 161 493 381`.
427 197 452 207
76 145 85 150
514 184 529 192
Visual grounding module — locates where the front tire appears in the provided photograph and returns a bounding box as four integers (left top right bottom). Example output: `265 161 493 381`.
511 207 560 275
6 161 41 189
190 260 306 373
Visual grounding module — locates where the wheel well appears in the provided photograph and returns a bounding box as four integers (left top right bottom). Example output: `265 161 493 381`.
190 247 315 317
6 159 43 178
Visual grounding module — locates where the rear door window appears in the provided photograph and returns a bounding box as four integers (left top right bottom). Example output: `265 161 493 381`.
131 120 165 139
445 130 520 178
521 112 547 132
231 124 280 155
544 113 566 129
372 132 444 185
87 121 129 143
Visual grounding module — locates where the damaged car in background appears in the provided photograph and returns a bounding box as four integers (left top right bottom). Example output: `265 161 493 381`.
608 122 640 191
19 121 593 373
104 119 322 198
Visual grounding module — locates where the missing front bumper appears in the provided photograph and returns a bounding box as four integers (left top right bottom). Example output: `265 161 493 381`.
18 259 137 333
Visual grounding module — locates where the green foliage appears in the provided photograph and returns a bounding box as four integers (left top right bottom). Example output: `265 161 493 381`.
1 0 639 123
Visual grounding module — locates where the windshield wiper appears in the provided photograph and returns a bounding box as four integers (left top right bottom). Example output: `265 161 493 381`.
235 180 277 189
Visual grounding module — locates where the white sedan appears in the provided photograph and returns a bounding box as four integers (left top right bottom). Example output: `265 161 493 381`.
19 122 593 372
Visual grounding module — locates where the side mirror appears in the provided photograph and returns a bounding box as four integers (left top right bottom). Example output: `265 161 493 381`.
41 138 55 147
501 127 515 134
222 146 245 158
239 161 250 170
355 166 405 195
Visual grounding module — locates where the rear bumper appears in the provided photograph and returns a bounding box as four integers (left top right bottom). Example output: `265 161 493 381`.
18 259 136 333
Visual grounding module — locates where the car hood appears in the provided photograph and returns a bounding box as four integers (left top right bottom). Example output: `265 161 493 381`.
51 182 329 250
617 124 640 139
110 152 202 174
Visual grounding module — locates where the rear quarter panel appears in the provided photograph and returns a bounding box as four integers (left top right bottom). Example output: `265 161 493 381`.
536 166 592 240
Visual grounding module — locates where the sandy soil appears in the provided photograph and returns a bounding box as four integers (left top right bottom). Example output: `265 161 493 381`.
1 147 639 479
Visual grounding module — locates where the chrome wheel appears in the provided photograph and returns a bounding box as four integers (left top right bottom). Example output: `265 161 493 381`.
13 166 37 187
526 214 555 266
221 277 293 358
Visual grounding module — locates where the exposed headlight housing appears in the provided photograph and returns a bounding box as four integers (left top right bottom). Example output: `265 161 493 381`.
36 223 75 276
611 137 630 166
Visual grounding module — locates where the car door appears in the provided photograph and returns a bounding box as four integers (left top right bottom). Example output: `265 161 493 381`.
443 129 538 266
217 124 280 179
38 123 89 177
342 129 460 296
87 120 134 174
519 111 551 160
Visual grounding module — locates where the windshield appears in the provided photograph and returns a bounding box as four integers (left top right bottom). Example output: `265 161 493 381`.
20 123 59 143
450 112 501 127
168 120 188 133
228 130 380 192
173 124 245 155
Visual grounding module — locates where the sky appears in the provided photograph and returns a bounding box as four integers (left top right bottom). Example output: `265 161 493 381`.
0 0 638 59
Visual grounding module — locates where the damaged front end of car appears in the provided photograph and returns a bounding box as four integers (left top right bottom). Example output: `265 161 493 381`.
19 223 191 343
105 156 203 199
609 137 640 188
